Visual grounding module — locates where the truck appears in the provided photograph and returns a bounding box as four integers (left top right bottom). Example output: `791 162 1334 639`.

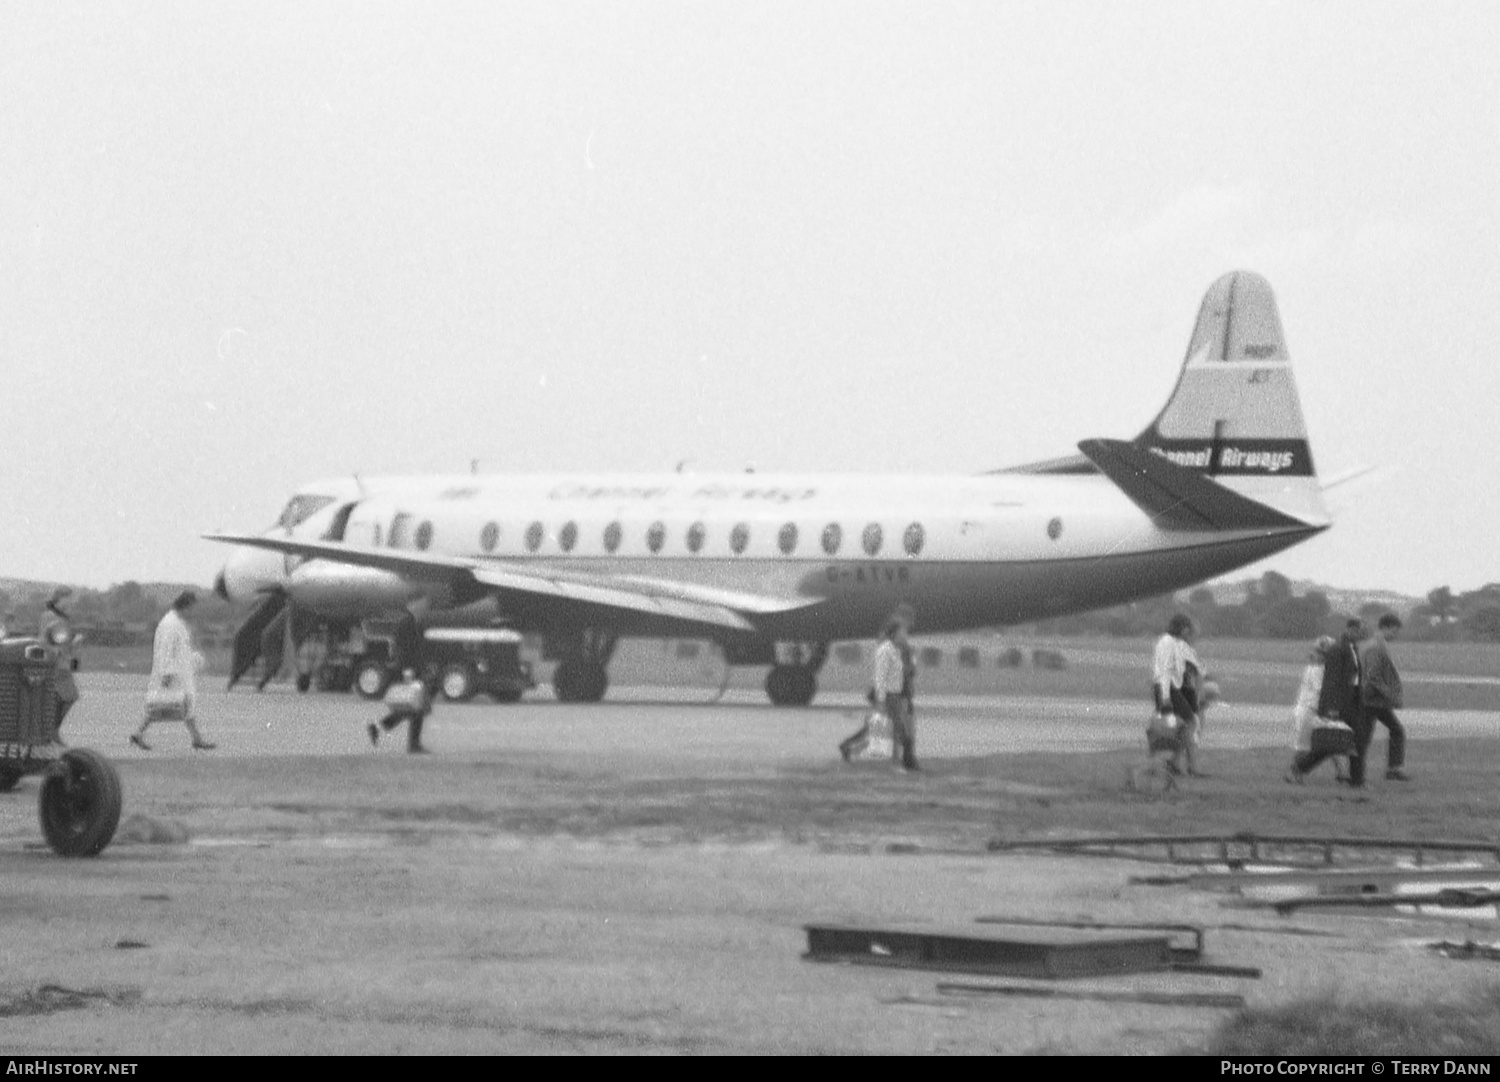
338 624 535 704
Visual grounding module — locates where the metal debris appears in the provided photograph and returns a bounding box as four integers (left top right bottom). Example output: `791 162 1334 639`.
1264 887 1500 916
1429 940 1500 963
990 833 1500 868
804 923 1174 979
931 983 1246 1010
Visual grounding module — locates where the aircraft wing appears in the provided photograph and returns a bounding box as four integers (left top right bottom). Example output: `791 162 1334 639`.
203 532 815 634
1077 438 1310 531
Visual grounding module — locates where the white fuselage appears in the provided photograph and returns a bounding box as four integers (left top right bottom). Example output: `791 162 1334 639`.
220 469 1322 641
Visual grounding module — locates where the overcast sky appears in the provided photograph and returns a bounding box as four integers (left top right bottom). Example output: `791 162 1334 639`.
2 1 1495 598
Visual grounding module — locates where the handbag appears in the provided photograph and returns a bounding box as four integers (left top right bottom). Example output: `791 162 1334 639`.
144 682 189 722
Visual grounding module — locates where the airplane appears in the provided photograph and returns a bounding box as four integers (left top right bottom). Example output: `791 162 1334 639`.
210 270 1330 706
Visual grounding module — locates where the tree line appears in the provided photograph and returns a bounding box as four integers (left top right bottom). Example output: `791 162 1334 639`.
0 581 240 646
4 571 1500 645
1024 572 1500 642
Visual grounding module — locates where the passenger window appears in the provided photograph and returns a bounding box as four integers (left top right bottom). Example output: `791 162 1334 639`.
903 522 924 556
778 522 798 555
646 521 666 553
603 521 622 553
480 522 500 553
525 522 544 552
821 523 842 555
559 521 578 552
862 523 883 556
389 513 413 549
415 521 434 551
686 522 706 554
730 523 749 554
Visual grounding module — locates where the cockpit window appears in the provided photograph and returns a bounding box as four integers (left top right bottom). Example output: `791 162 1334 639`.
276 495 336 529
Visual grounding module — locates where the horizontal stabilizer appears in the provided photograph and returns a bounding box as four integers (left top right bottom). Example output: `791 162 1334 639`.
1077 439 1308 532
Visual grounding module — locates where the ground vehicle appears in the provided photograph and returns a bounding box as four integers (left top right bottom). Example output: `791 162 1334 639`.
345 625 535 703
0 637 122 856
422 627 536 702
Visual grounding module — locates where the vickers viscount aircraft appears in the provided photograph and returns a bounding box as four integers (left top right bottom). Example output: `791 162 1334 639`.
211 270 1330 706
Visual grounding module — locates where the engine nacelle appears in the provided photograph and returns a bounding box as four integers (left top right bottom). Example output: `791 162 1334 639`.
285 562 449 619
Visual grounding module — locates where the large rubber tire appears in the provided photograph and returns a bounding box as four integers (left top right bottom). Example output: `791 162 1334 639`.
0 766 24 793
765 665 816 707
765 665 791 706
440 663 477 703
553 660 581 702
788 666 817 707
490 688 524 704
577 664 608 704
295 672 313 694
39 748 123 858
355 663 392 700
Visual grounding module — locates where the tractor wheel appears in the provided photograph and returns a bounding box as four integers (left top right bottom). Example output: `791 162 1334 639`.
39 748 123 858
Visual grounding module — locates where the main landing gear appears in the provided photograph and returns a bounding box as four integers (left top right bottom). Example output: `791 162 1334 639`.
764 642 828 707
551 629 617 704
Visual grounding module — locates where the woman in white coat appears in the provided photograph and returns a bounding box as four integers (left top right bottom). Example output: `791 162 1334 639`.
1152 613 1203 775
131 591 216 751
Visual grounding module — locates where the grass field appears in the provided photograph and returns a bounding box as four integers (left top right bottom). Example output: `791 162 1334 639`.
1210 988 1500 1056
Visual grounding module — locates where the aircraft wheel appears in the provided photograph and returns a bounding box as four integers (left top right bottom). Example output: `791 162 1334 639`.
765 665 792 706
577 664 608 703
789 666 817 706
355 662 392 700
295 672 313 694
440 663 477 703
553 660 580 702
0 766 24 793
39 748 123 858
766 665 816 707
490 689 524 704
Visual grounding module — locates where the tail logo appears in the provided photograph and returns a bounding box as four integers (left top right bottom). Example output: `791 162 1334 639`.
1141 438 1312 477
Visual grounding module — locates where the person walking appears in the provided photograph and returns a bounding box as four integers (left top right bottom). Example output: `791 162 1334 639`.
873 618 918 772
1319 618 1369 787
131 591 216 751
38 586 82 741
368 667 436 753
899 620 917 754
1151 614 1203 776
1285 635 1354 782
1362 613 1410 781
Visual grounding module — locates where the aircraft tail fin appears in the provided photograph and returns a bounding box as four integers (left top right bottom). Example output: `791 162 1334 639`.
1134 270 1329 526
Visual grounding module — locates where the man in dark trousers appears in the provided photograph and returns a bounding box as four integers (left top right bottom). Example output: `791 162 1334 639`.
38 587 81 741
1362 613 1410 781
1319 618 1371 787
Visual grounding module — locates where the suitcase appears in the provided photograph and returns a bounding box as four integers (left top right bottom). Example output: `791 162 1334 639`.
1310 722 1354 756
